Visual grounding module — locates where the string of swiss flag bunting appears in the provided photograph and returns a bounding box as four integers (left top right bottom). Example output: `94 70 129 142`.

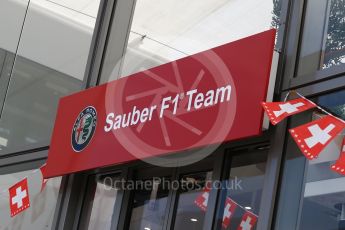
194 186 258 229
262 91 345 174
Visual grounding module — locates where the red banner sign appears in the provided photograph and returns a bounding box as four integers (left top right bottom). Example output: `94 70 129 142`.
45 30 275 178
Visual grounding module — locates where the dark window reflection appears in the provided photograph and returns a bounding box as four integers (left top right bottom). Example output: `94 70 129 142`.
317 90 345 120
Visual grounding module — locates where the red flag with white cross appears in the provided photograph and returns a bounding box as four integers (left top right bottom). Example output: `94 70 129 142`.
9 178 30 217
222 197 238 229
289 115 345 160
237 211 258 230
331 136 345 174
262 98 316 125
194 186 210 212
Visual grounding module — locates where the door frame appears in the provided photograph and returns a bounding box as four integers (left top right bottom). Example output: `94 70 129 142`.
117 146 226 230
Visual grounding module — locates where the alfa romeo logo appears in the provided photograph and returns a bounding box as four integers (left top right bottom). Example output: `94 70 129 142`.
71 106 97 152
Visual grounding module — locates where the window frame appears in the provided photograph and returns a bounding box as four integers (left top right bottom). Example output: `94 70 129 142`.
70 132 278 230
0 0 109 159
282 0 345 91
77 171 123 230
52 0 293 229
272 89 345 229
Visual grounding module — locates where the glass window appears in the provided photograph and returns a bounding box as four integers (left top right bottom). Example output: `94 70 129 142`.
275 90 345 230
0 169 61 229
0 0 30 125
297 0 345 77
215 151 267 230
322 0 345 69
0 0 101 155
101 0 281 83
0 0 30 53
128 177 171 230
173 171 213 229
87 175 119 230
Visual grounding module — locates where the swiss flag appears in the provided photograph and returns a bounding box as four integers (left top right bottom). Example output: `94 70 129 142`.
237 211 258 230
194 186 210 212
262 98 316 125
39 164 48 192
9 178 30 217
331 137 345 174
222 197 238 229
289 115 345 160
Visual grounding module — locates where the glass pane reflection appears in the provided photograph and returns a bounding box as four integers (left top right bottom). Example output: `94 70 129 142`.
88 175 119 230
0 0 100 155
299 91 345 230
173 171 213 229
101 0 280 83
297 0 345 76
215 151 267 230
275 90 345 230
128 177 170 230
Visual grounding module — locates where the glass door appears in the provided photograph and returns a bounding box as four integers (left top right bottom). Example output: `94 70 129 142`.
172 171 213 229
214 150 268 230
124 157 216 230
78 173 121 230
126 167 175 230
78 146 270 230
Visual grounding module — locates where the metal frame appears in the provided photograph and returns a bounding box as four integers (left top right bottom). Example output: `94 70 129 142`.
281 0 306 91
82 137 275 228
52 0 120 229
0 151 46 175
212 150 232 230
84 0 117 88
271 0 345 229
272 111 314 230
0 0 292 227
0 0 113 160
67 134 275 230
75 174 98 230
281 0 345 92
256 120 289 230
76 170 125 230
0 2 114 227
45 0 345 227
112 168 134 230
204 150 227 230
110 146 237 230
0 0 283 228
98 0 137 84
121 166 177 229
168 152 221 230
